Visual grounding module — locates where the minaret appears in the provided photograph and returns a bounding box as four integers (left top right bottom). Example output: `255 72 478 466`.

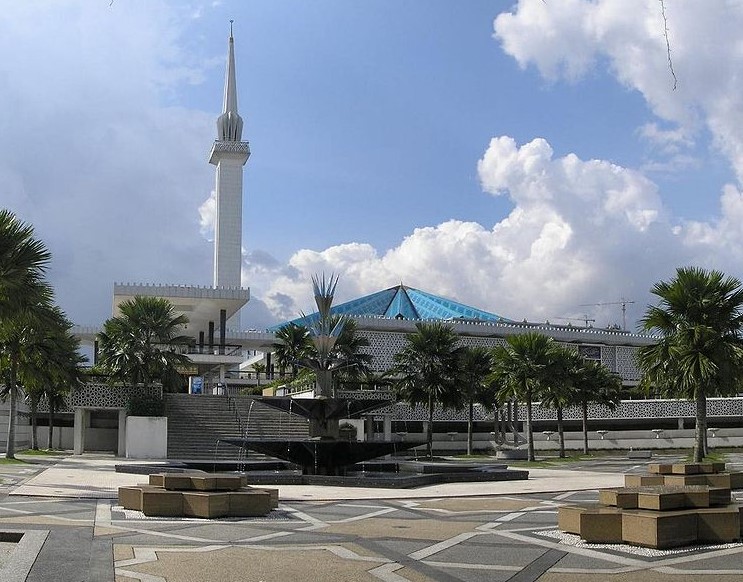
209 22 250 330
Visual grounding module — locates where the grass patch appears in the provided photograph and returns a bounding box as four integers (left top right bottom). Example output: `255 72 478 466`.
17 448 66 456
505 453 601 468
684 450 727 463
0 457 28 465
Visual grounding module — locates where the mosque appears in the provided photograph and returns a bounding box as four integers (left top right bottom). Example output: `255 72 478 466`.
5 30 743 457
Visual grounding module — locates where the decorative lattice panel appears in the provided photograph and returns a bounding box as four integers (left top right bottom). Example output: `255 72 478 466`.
58 383 162 410
601 346 617 373
529 398 743 421
616 346 641 380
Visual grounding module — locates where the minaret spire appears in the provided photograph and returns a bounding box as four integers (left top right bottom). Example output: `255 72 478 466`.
209 22 251 330
217 20 243 142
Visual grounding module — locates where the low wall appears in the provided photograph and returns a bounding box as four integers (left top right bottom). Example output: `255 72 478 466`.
0 407 31 452
394 427 743 454
125 416 167 459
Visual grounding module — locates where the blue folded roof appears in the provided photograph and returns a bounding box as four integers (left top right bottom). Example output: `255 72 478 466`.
273 285 511 329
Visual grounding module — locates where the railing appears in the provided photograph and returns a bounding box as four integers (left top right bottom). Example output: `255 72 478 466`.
227 393 245 434
176 344 244 357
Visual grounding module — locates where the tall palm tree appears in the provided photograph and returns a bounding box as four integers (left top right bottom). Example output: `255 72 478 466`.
20 320 85 449
98 296 192 393
272 323 312 380
538 345 577 458
458 346 494 455
639 267 743 462
0 289 59 458
393 322 462 458
490 332 554 462
0 210 53 458
571 359 622 455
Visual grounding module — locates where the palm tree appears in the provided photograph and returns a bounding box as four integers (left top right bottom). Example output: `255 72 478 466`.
328 317 372 390
98 296 192 393
252 362 266 386
0 209 52 318
0 210 53 458
0 289 59 458
393 322 462 458
20 320 85 450
639 267 743 462
490 332 554 462
571 359 622 455
538 345 577 458
458 346 494 455
272 323 312 380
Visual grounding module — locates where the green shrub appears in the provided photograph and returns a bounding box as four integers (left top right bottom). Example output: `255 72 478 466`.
126 394 165 416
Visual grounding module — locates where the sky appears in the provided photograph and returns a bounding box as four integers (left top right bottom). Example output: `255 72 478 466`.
3 0 743 332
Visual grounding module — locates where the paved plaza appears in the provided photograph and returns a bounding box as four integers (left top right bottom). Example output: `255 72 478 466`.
1 454 743 581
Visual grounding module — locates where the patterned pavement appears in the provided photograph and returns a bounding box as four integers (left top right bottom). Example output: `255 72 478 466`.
1 454 743 581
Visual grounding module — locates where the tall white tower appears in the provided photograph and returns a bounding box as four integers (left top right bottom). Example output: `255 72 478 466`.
209 25 250 330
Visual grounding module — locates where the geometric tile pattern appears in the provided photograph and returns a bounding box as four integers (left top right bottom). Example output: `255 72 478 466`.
5 455 743 581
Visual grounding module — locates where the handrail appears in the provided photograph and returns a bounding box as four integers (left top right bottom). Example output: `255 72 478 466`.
227 393 245 435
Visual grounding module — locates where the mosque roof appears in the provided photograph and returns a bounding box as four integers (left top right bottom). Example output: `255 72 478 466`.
275 285 511 329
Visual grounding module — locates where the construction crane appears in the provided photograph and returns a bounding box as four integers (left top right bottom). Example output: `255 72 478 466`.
579 299 636 331
552 316 596 327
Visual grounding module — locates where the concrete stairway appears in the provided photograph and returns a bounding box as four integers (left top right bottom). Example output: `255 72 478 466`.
164 394 309 460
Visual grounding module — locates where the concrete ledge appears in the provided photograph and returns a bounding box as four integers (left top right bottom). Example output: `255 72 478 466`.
624 475 664 487
696 506 740 543
141 489 184 517
557 505 622 543
599 489 638 509
637 490 687 511
182 492 230 518
227 491 272 516
622 509 697 549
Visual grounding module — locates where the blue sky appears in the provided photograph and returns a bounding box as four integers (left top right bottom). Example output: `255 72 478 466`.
2 0 742 331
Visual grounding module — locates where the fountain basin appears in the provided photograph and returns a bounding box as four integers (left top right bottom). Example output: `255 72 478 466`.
221 437 420 476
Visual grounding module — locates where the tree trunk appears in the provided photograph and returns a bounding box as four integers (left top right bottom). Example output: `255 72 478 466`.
512 400 519 446
693 388 706 462
582 400 589 455
427 393 434 458
526 393 535 462
47 404 55 450
557 405 565 458
30 396 38 451
5 358 18 459
499 407 506 443
467 399 474 456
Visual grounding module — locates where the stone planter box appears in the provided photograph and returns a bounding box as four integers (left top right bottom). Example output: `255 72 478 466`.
125 416 167 459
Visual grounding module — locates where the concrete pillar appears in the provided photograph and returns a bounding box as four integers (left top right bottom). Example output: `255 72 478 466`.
383 415 392 442
73 408 86 455
117 409 127 457
678 417 685 430
219 309 227 355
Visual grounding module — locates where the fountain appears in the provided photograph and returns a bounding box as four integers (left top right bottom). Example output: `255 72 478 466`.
223 274 420 477
220 274 528 486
